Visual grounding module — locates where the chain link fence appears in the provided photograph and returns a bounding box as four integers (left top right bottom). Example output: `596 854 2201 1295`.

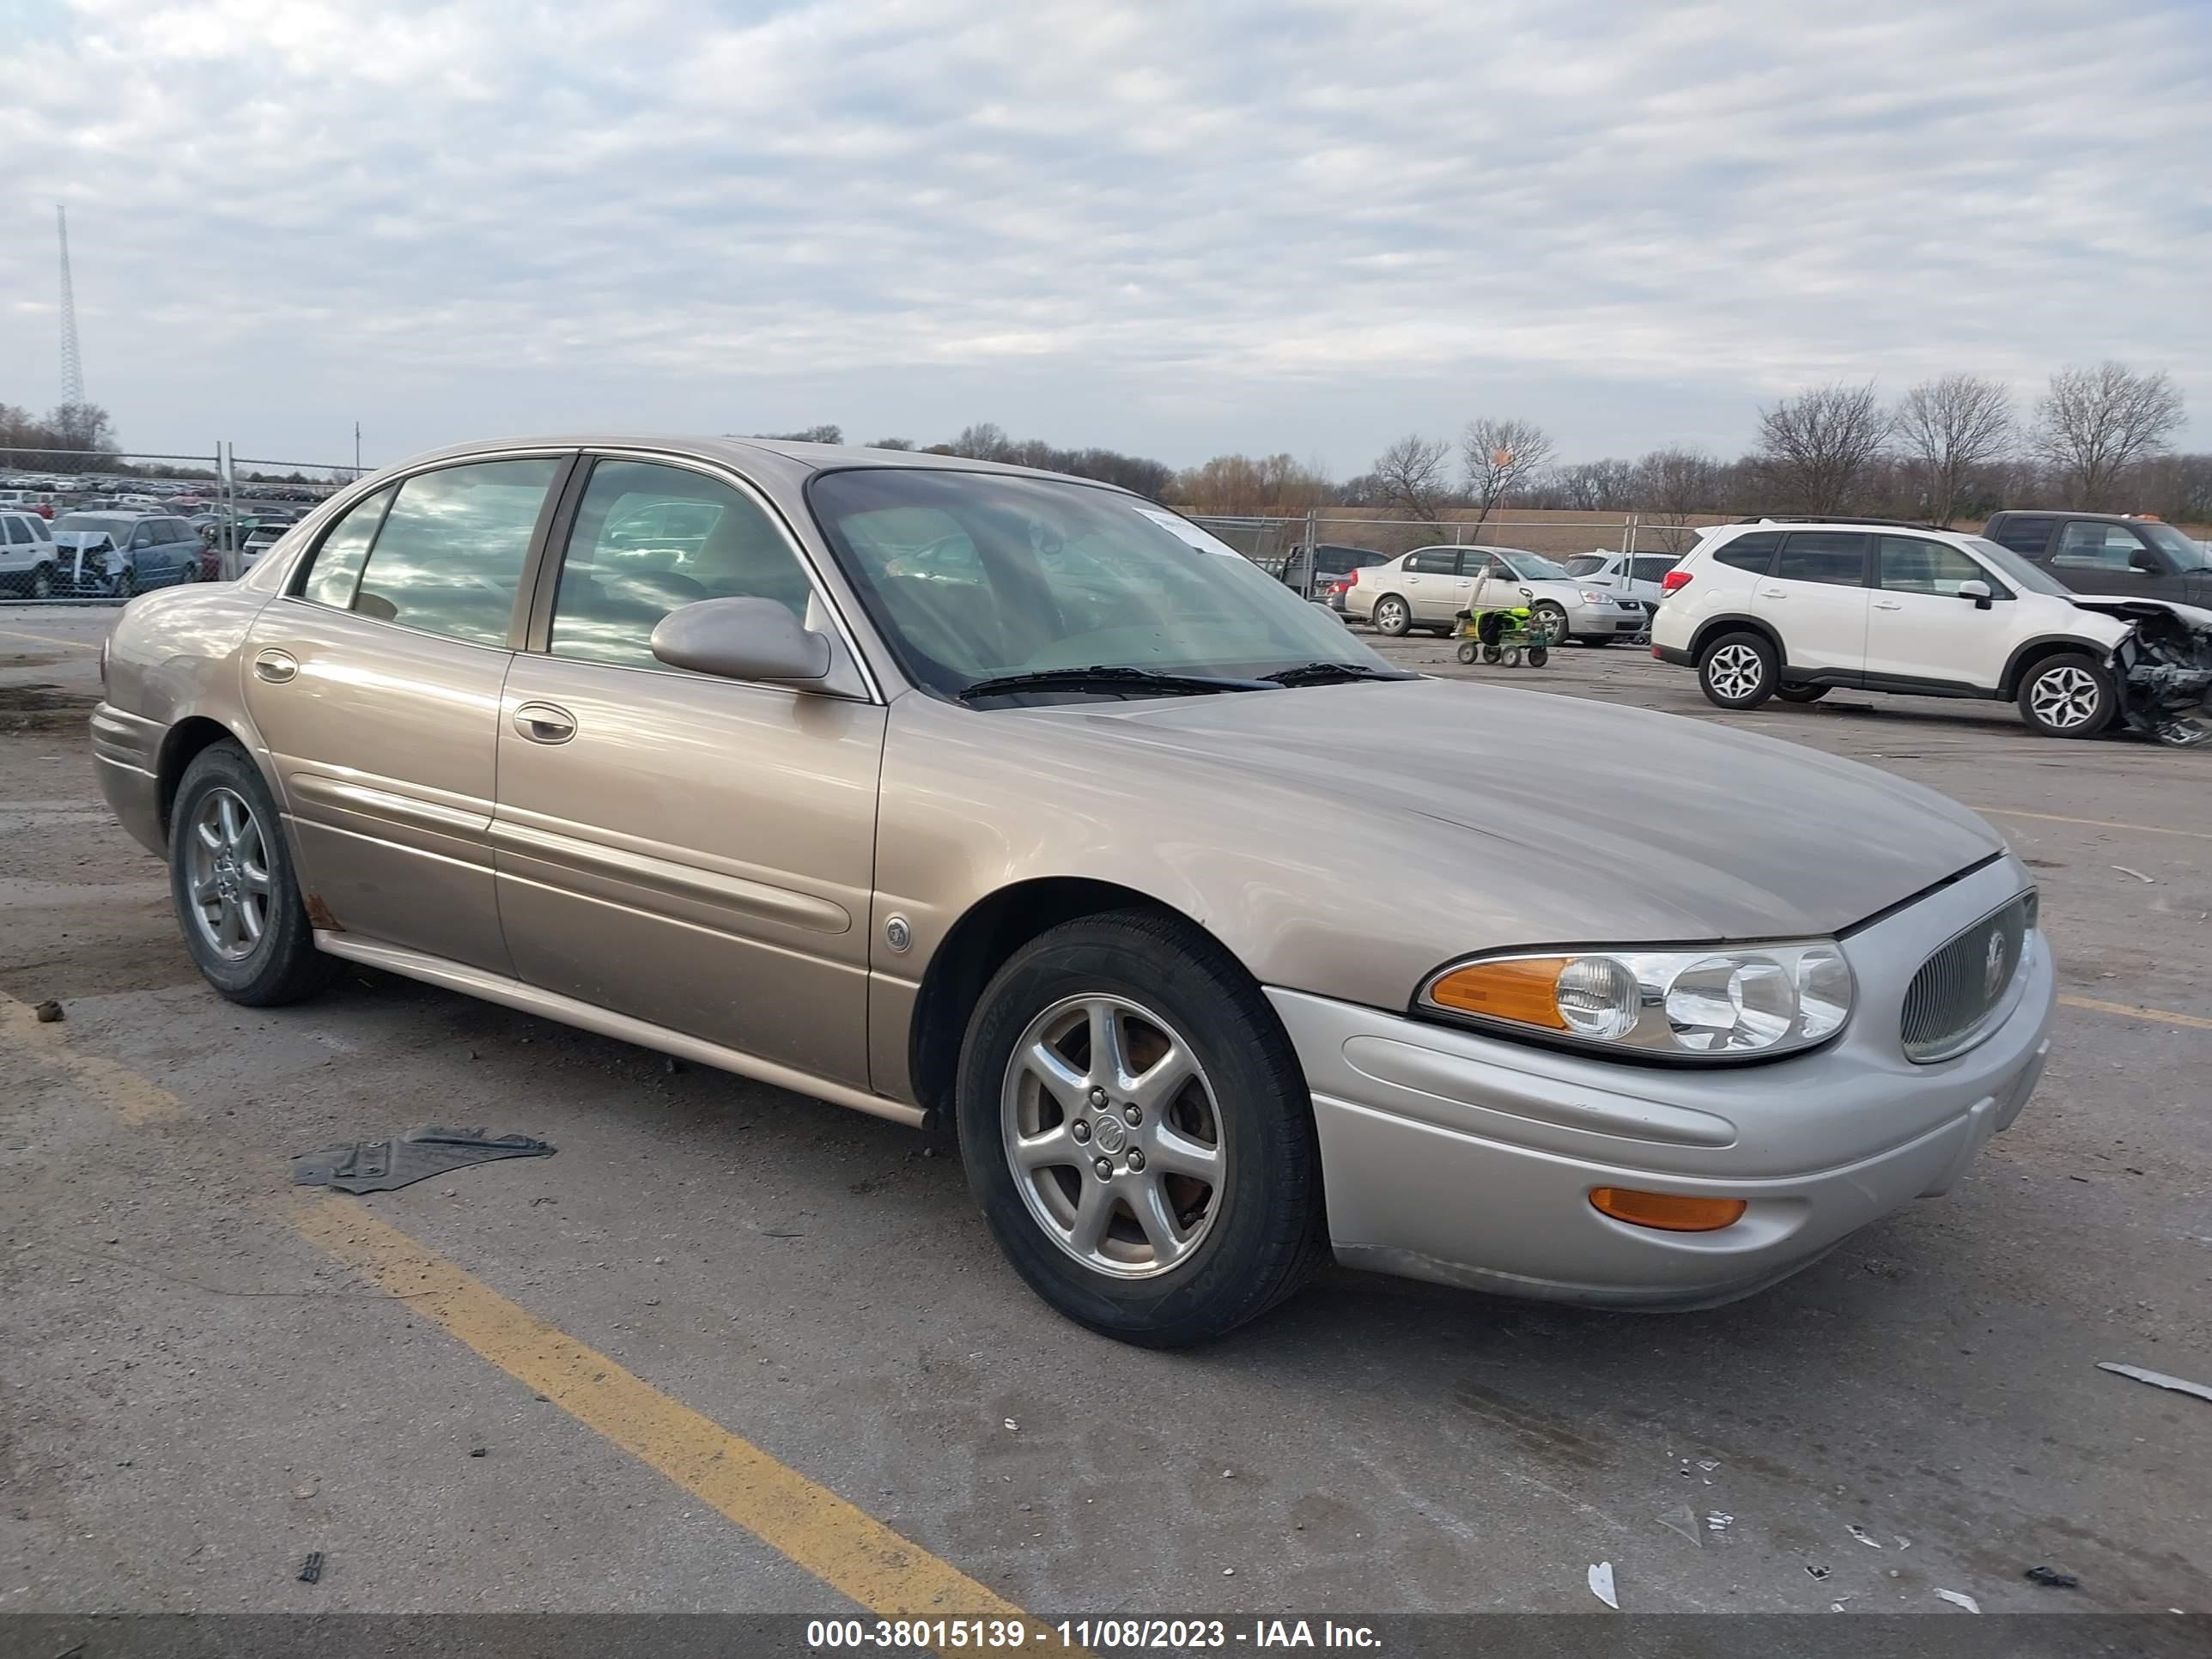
1182 510 1717 598
1 443 358 602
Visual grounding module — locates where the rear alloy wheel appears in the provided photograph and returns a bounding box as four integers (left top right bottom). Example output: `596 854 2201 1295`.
168 740 338 1006
1776 684 1830 704
1698 630 1778 709
1371 594 1412 636
2018 653 2114 738
958 910 1328 1347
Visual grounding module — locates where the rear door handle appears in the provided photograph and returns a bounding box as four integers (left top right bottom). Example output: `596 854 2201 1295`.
1873 599 1903 611
1757 587 1786 599
252 649 298 684
513 702 576 744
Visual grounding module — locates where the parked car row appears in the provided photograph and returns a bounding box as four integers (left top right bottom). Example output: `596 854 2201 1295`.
1342 544 1653 644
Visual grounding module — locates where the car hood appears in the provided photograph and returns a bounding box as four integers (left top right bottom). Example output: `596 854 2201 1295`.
50 532 114 550
1060 678 2004 941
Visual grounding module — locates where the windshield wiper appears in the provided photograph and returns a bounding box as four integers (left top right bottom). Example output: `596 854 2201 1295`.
1259 660 1419 686
957 665 1275 702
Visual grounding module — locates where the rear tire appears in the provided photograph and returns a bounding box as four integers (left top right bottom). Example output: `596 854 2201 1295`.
1698 630 1778 709
1370 595 1412 636
2017 653 2116 738
1776 684 1830 704
30 564 54 599
957 909 1328 1348
167 740 339 1006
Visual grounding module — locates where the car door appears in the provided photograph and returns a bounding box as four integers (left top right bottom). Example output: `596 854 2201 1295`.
242 453 570 975
1751 532 1872 676
1395 548 1461 623
2046 521 2176 600
1865 535 2015 691
490 455 885 1087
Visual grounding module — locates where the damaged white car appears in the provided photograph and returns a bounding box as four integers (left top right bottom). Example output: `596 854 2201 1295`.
1650 520 2212 744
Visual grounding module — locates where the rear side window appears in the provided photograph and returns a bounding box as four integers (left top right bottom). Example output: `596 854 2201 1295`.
1406 549 1459 574
1711 531 1781 574
1775 532 1869 586
297 486 396 609
348 459 558 645
1988 515 2054 557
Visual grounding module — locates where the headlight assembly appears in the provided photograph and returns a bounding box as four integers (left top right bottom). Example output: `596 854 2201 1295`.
1419 941 1855 1061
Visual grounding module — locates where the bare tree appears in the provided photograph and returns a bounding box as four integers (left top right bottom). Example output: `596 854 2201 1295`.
1893 374 2012 526
1370 434 1455 530
1553 458 1638 512
1634 446 1721 551
1461 417 1555 535
2032 362 2185 508
1753 382 1888 514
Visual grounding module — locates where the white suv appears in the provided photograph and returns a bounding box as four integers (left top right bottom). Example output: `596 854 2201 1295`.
1650 519 2212 743
0 508 60 598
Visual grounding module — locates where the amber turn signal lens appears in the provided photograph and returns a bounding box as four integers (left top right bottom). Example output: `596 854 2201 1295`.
1427 957 1569 1028
1589 1188 1747 1232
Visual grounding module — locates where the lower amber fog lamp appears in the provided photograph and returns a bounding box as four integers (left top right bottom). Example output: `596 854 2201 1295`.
1589 1188 1747 1232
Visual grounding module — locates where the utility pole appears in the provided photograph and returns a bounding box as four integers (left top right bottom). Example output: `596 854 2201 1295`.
56 206 85 408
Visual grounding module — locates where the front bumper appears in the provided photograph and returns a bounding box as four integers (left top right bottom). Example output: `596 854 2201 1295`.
1562 599 1650 639
1271 856 2054 1309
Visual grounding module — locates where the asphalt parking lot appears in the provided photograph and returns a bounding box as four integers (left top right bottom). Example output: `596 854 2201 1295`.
2 605 2208 1631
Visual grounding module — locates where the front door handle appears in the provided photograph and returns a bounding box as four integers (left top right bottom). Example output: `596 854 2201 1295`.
513 702 576 744
1873 599 1903 611
1757 586 1786 599
252 649 298 684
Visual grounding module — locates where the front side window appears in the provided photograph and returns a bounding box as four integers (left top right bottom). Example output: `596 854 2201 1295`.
3 517 27 545
2051 522 2149 572
1878 536 1999 597
1775 532 1869 586
808 468 1393 698
548 460 815 669
296 486 396 610
343 459 559 645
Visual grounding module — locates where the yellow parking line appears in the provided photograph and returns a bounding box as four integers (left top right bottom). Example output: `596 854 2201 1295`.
1978 807 2212 844
2059 995 2212 1031
0 625 100 653
1 999 185 1123
0 995 1069 1651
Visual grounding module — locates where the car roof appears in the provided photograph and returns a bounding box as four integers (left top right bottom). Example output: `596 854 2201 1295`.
1992 508 2151 525
380 434 1134 496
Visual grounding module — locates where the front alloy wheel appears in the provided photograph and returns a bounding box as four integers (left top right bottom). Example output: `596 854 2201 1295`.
2019 654 2113 738
1002 994 1225 1277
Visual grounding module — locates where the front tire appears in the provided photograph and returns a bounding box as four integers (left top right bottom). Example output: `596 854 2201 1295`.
1370 594 1412 636
2017 653 2116 738
167 740 338 1006
1698 630 1778 709
1776 684 1830 704
957 910 1328 1347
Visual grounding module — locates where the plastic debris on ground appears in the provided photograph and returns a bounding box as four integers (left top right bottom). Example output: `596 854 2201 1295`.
1587 1561 1617 1609
1847 1523 1884 1549
1656 1504 1702 1547
2112 866 2156 884
2097 1361 2212 1404
297 1552 325 1584
1934 1589 1980 1613
2024 1566 2081 1589
289 1125 556 1193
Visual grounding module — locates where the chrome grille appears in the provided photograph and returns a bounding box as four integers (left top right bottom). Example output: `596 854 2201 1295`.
1901 891 2035 1063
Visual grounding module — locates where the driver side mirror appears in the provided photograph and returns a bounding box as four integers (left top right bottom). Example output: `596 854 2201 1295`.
1957 580 1993 610
651 597 831 683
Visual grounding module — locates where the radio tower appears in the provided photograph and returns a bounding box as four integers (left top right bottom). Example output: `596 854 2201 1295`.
56 205 85 406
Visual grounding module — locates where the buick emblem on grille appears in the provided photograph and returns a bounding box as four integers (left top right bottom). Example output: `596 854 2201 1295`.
1983 931 2008 999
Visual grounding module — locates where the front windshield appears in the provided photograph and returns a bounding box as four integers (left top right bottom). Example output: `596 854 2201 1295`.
1492 549 1575 581
1960 537 2075 598
52 514 125 534
2141 522 2212 570
807 469 1397 697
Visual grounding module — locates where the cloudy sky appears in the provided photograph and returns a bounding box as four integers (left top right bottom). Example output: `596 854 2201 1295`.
3 0 2209 474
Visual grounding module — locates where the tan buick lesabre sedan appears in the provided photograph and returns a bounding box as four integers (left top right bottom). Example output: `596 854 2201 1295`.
92 438 2054 1346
